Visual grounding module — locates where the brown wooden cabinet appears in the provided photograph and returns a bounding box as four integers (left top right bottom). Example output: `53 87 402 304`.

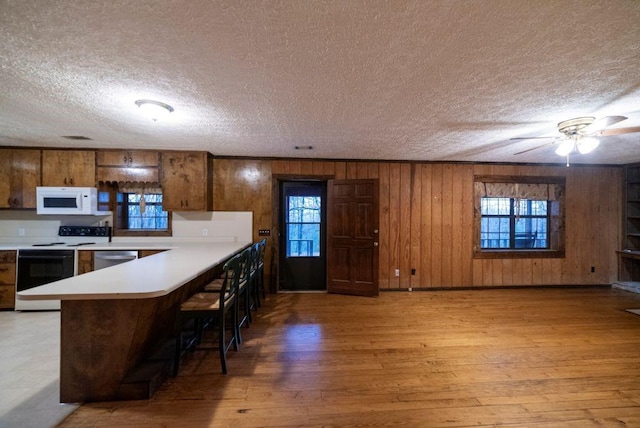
138 249 167 258
0 148 41 209
161 151 213 211
0 251 17 309
96 150 160 184
77 250 94 275
42 150 96 187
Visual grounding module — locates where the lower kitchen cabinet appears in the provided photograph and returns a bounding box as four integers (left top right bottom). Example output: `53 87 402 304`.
0 251 17 309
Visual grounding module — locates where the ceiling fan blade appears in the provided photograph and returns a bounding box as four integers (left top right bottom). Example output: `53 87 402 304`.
513 141 555 155
583 115 628 134
509 136 556 141
600 126 640 136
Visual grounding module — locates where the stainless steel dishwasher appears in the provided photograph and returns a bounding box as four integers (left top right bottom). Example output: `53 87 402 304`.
93 250 138 270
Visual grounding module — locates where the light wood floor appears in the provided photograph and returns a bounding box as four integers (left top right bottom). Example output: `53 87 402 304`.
60 288 640 427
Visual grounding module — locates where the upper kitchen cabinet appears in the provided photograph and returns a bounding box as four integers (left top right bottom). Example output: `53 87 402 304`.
161 151 213 211
42 150 96 187
0 148 41 209
96 150 160 183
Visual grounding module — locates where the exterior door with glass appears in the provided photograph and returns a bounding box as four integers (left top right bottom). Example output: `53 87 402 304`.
279 181 327 291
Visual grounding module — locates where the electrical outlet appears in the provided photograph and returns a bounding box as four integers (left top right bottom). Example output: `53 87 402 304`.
18 228 25 237
395 269 400 277
202 228 208 237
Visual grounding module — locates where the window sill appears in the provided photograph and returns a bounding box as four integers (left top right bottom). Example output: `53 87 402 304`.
474 249 565 259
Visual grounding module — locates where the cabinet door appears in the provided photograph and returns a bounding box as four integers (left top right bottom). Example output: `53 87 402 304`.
0 149 41 209
43 150 96 187
97 150 159 167
162 152 212 211
0 251 16 309
77 251 94 275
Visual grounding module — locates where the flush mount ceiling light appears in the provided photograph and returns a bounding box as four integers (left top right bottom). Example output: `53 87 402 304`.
134 99 174 121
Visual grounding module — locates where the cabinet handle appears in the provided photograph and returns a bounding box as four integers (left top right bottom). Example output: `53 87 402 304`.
63 177 67 185
6 198 10 206
185 200 189 208
124 155 128 164
70 178 74 185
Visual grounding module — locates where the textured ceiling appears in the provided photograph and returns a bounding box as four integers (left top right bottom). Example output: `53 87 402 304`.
1 0 639 165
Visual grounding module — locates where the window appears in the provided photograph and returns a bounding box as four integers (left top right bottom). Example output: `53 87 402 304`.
286 195 321 257
480 198 548 249
474 176 565 259
98 183 172 237
118 193 169 230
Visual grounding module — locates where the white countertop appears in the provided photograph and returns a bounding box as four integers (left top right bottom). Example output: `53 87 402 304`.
17 241 251 301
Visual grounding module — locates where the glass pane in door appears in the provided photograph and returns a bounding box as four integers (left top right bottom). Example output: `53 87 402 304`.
286 196 321 257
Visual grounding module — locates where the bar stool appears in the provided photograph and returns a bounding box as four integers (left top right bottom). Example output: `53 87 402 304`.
204 246 253 343
173 252 241 375
256 238 267 303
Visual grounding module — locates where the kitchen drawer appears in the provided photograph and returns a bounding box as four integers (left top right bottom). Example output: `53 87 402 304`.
0 263 16 285
0 284 15 309
0 251 16 264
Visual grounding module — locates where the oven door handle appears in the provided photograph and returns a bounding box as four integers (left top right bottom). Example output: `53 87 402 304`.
19 255 74 260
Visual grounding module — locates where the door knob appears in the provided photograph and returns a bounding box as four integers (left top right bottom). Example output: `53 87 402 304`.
374 229 379 234
373 242 379 246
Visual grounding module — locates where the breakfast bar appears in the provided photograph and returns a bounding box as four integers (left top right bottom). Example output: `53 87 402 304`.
17 241 251 403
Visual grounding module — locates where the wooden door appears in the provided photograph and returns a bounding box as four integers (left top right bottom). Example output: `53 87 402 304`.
327 179 379 297
278 181 327 291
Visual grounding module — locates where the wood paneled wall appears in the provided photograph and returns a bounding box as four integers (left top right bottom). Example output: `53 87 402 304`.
213 158 622 290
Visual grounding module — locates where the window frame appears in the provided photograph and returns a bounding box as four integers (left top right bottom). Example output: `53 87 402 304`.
99 185 172 237
473 175 565 259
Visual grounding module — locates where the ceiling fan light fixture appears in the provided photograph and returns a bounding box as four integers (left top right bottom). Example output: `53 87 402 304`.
555 140 575 156
576 137 600 154
134 99 174 121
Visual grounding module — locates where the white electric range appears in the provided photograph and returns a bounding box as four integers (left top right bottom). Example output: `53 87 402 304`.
15 226 111 311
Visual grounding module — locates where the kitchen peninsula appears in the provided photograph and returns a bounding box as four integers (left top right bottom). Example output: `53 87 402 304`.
17 240 251 403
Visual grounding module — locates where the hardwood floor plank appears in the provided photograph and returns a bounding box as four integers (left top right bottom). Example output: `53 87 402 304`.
60 288 640 427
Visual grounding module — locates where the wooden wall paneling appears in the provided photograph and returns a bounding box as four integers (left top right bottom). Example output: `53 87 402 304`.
399 163 412 287
532 259 543 285
605 167 622 283
347 162 358 180
511 258 523 285
461 165 474 286
522 259 533 285
344 162 356 179
410 164 422 288
378 163 391 289
357 162 369 179
288 160 302 175
300 160 313 175
481 259 493 286
420 164 432 287
430 164 443 286
440 165 454 286
367 162 379 179
472 259 483 287
502 258 513 285
312 161 324 176
492 259 503 286
450 165 464 286
332 162 344 180
388 163 401 288
323 161 336 176
271 160 287 175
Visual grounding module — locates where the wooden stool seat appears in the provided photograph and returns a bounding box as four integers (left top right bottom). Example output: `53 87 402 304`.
180 292 226 311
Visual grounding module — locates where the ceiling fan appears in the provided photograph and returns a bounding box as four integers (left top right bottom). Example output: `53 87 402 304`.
512 115 640 161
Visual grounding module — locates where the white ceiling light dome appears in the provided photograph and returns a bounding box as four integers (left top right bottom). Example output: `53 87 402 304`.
135 99 174 121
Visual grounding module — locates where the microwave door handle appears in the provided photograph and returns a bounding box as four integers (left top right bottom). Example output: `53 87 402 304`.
20 254 74 260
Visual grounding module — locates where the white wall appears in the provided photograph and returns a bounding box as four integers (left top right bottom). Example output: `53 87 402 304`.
0 211 253 244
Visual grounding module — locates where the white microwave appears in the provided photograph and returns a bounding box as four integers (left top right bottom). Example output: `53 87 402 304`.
36 187 102 215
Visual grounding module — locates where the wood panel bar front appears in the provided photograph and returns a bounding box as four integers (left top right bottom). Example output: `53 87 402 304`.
60 266 216 403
